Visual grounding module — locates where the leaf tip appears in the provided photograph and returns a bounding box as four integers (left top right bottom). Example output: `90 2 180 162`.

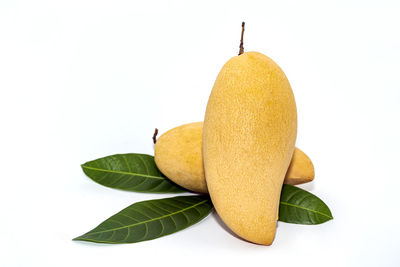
72 234 88 242
326 208 334 220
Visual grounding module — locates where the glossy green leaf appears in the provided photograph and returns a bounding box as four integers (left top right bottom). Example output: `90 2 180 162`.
279 184 333 224
73 195 213 244
81 154 186 193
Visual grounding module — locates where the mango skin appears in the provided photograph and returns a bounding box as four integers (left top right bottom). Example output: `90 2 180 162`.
203 52 297 245
285 147 314 185
154 122 313 193
154 122 207 193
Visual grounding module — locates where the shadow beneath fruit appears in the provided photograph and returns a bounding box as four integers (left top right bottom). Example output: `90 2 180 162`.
212 212 249 243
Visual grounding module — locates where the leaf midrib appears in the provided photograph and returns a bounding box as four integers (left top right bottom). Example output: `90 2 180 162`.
81 165 164 180
280 201 333 219
80 199 209 236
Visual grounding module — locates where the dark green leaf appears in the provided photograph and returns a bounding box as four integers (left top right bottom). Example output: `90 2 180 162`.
81 154 186 193
279 184 333 224
73 195 213 244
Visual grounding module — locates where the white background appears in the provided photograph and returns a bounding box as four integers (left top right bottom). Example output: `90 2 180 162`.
1 0 399 266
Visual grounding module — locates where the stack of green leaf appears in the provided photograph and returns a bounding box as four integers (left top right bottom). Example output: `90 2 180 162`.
73 153 333 244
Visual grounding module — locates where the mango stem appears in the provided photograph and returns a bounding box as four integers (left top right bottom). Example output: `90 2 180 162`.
153 128 158 144
238 22 245 55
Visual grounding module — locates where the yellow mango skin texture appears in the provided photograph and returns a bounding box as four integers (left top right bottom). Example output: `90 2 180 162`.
154 122 207 193
203 52 297 245
154 122 313 193
285 147 315 185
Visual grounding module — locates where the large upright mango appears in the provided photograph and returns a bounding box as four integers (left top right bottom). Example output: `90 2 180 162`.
203 52 297 245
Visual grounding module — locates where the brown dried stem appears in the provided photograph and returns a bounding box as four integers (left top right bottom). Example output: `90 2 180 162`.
238 22 245 55
152 128 158 144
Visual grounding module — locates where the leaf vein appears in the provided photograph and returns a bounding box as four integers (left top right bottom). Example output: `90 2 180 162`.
82 165 165 180
84 200 209 235
280 201 333 219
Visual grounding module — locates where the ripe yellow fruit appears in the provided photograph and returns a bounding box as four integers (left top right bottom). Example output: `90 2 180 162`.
154 122 313 193
203 52 297 245
285 148 314 185
155 122 207 193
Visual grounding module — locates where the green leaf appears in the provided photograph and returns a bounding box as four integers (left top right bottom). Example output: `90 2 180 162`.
81 153 186 193
73 195 213 244
279 184 333 224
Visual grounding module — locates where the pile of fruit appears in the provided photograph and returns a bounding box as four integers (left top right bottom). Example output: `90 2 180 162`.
74 23 332 246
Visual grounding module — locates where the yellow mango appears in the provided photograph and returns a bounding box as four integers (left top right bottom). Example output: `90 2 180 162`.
154 122 313 193
285 147 314 185
203 52 297 245
155 122 207 193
